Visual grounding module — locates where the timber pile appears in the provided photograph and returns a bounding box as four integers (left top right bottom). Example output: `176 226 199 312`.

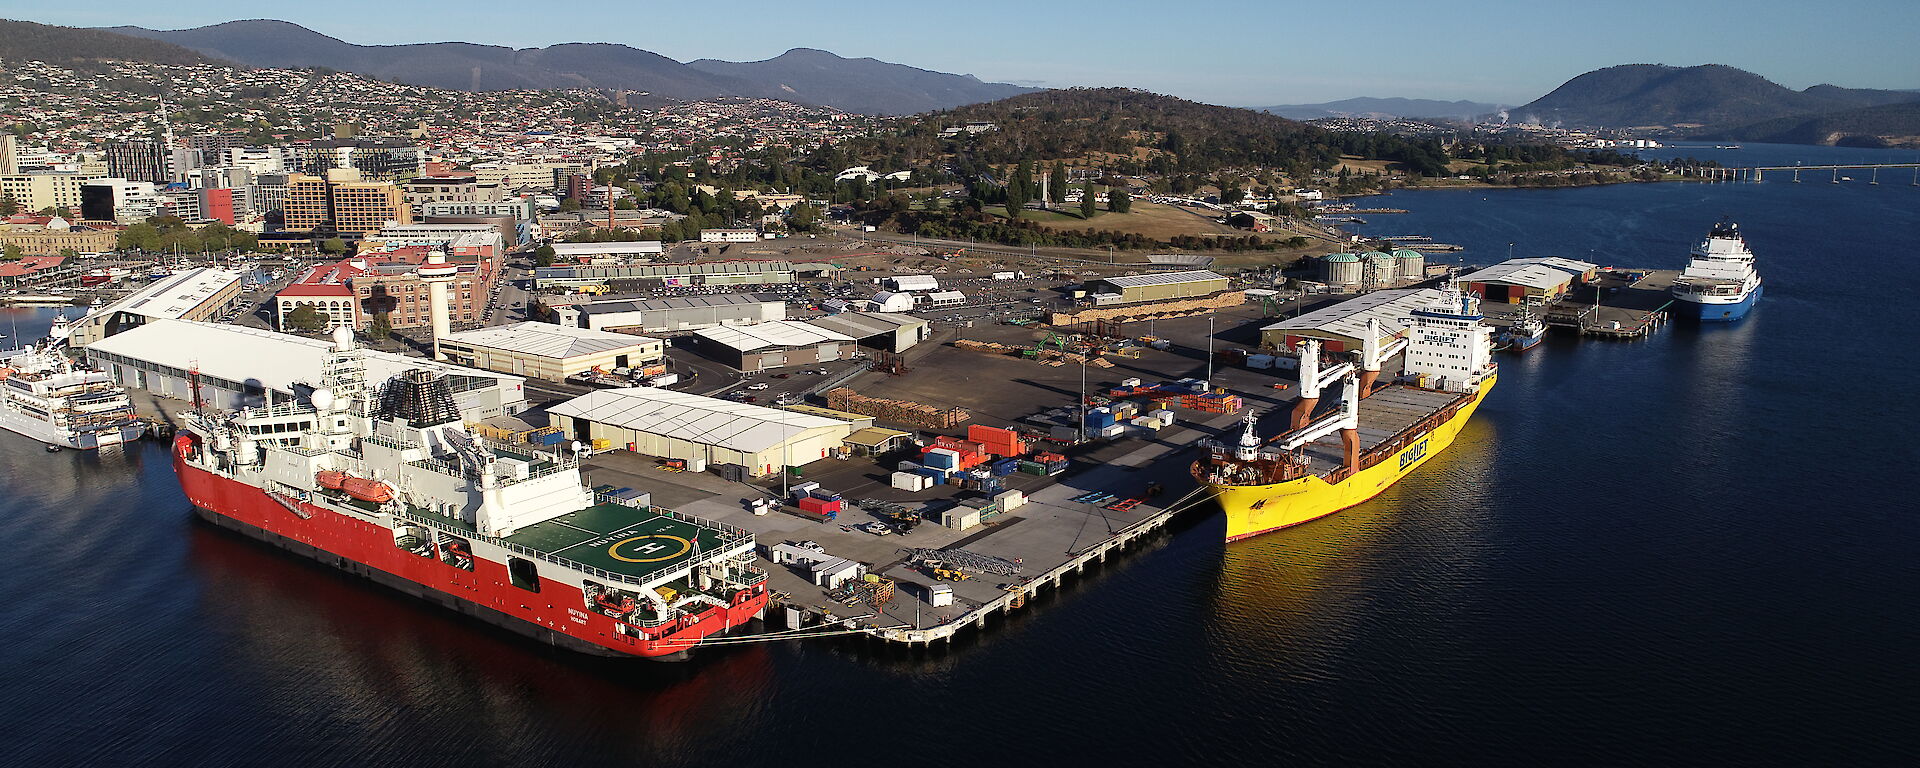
1049 290 1246 325
826 388 970 429
950 340 1113 368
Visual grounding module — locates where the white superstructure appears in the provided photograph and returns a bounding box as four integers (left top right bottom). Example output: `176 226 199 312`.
1673 220 1762 307
1401 282 1496 393
0 344 145 449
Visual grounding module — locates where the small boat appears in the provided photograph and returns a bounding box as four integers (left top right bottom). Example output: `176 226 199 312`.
1499 303 1547 353
45 445 62 453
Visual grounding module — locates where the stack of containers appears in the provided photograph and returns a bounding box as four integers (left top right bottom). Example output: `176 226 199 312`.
994 489 1027 511
914 466 950 485
1016 459 1048 476
1150 409 1176 426
797 495 842 519
891 471 932 491
921 448 961 472
929 436 991 468
1111 401 1140 420
808 488 843 503
1034 452 1069 475
1085 407 1117 432
791 481 821 501
967 425 1031 459
990 457 1021 476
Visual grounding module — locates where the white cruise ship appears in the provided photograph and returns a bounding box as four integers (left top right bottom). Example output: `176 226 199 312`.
1671 219 1763 322
0 344 146 449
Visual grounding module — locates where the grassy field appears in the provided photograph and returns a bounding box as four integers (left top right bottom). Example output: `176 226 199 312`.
1016 201 1246 239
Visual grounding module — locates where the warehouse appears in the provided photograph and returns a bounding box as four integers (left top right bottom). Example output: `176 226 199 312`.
801 312 930 353
1459 257 1597 303
690 321 856 371
84 319 526 418
550 241 664 263
1091 269 1231 304
532 260 795 290
555 293 786 333
550 388 854 478
884 274 939 292
437 322 663 381
1259 288 1446 352
67 267 246 348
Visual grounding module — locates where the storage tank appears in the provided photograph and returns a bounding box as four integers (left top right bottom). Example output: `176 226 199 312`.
1364 251 1395 283
1323 253 1362 285
1393 249 1425 279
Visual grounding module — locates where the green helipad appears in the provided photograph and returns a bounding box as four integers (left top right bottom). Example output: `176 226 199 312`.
501 504 735 580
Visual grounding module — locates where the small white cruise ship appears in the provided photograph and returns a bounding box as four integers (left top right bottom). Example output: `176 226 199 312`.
0 344 146 449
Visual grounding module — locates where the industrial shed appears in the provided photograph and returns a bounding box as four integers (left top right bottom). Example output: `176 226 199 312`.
1259 288 1446 352
804 312 929 353
560 293 786 333
437 322 663 381
691 321 856 371
1091 270 1231 304
551 388 854 478
84 319 526 419
1460 257 1597 303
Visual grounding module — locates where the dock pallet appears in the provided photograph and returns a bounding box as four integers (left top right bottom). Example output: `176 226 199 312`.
1104 498 1143 512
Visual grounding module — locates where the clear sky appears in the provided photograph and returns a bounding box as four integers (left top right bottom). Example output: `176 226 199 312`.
9 0 1919 106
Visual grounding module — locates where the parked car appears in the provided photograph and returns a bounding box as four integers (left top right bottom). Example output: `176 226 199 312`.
746 383 770 390
859 522 892 536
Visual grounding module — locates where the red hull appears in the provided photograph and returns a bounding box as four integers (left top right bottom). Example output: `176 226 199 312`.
171 438 767 659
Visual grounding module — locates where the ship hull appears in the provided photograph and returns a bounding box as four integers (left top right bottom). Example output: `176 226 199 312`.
172 442 767 659
1209 375 1494 542
1673 283 1762 322
0 409 144 449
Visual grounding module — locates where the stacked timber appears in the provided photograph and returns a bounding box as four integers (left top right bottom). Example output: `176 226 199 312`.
826 388 971 429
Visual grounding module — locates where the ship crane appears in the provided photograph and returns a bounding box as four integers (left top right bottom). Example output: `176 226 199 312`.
1276 371 1360 457
1291 338 1355 428
1358 317 1407 394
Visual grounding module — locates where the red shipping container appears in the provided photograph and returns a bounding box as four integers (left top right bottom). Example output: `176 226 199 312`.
798 496 843 514
968 425 1018 445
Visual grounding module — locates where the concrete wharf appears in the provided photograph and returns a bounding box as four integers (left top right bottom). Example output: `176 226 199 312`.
1540 268 1677 339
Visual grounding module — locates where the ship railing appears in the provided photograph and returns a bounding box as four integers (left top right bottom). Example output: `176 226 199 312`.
655 507 752 543
361 432 419 451
391 507 695 590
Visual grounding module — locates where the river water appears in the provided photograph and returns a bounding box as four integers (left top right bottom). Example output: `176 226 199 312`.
2 143 1916 765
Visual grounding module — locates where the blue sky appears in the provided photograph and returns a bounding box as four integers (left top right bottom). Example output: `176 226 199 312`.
9 0 1918 106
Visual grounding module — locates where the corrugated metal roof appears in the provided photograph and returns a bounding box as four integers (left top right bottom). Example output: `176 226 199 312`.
86 319 521 395
90 267 243 321
577 293 776 315
1261 288 1445 343
548 388 844 454
1101 269 1227 289
441 322 657 359
1460 257 1597 290
552 241 663 255
803 312 926 339
695 321 854 352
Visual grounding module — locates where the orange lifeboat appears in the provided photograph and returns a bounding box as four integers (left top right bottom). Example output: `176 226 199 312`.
340 476 395 503
315 470 348 490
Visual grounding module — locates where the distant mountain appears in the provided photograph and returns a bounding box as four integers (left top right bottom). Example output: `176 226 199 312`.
1699 102 1920 148
688 48 1034 116
1258 97 1498 121
0 18 211 66
101 19 1031 114
1515 64 1920 128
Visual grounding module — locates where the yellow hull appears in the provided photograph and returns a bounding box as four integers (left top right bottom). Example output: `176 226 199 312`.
1210 375 1496 542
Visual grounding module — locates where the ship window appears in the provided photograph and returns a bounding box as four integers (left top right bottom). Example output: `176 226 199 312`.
508 557 541 592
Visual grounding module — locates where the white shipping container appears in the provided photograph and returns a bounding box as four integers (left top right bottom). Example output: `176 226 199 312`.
891 471 931 491
1099 424 1127 438
646 373 680 386
1150 409 1176 425
1120 377 1142 388
898 460 922 472
1272 355 1300 371
1245 354 1276 369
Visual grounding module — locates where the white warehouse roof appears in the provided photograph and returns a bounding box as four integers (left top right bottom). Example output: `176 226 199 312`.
549 388 844 454
1101 269 1227 289
441 322 657 359
1460 257 1597 290
552 241 664 256
87 319 522 395
1262 288 1446 343
695 321 854 352
88 267 243 322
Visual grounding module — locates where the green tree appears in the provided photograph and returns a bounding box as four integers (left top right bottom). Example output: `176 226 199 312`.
1049 162 1068 205
558 197 581 212
0 196 17 216
534 244 556 267
1109 188 1132 214
1080 184 1097 219
368 313 392 340
2 243 23 261
319 238 348 255
282 303 328 333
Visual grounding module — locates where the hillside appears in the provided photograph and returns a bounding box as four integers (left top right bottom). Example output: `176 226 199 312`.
1259 97 1497 121
687 48 1034 116
0 18 212 66
1517 64 1920 128
104 19 1031 113
1699 102 1920 148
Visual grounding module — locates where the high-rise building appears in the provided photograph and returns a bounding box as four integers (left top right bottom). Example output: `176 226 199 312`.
0 134 16 175
281 169 410 237
199 188 236 225
80 178 158 223
290 138 425 180
106 140 170 184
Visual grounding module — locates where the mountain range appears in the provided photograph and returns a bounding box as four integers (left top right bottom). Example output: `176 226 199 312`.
95 19 1035 115
1257 97 1499 121
1514 64 1920 129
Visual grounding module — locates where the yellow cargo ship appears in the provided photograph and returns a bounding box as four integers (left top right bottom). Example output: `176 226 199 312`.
1195 283 1499 542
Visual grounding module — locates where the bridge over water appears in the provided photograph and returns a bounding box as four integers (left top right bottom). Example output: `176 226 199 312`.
1693 162 1920 184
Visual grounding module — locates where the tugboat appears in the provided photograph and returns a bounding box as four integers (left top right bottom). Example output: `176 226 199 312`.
1498 301 1547 352
1672 219 1762 322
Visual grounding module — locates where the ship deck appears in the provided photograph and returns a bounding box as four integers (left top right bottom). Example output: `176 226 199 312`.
500 504 736 580
1302 386 1463 475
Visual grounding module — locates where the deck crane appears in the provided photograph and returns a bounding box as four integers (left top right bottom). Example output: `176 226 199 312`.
1290 338 1354 429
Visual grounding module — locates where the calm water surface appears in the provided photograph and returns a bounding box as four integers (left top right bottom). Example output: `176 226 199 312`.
2 143 1917 765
